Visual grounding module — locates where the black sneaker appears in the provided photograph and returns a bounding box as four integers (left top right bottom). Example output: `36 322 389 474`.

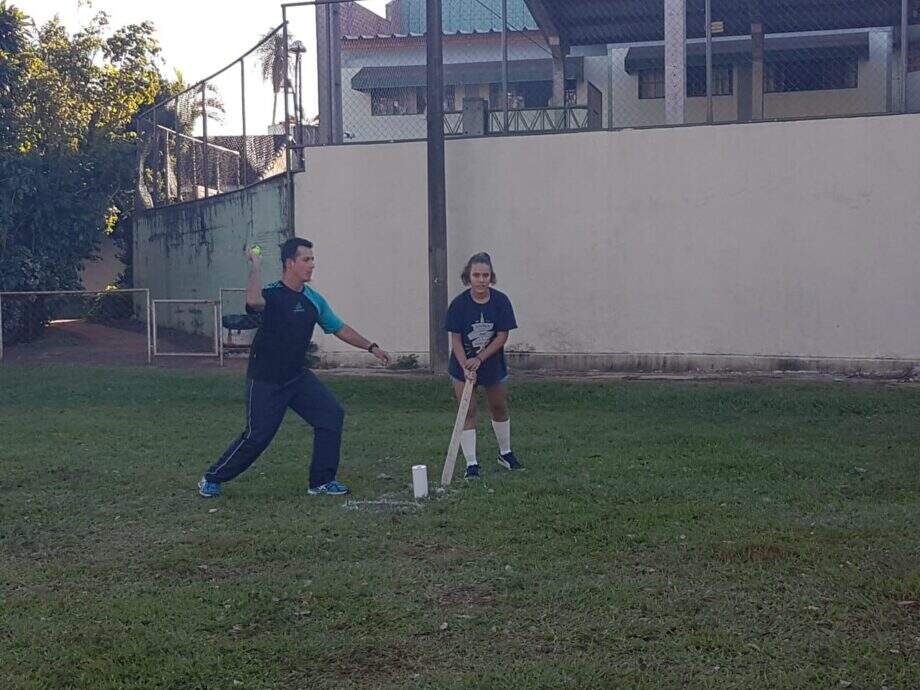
497 452 523 470
464 464 480 479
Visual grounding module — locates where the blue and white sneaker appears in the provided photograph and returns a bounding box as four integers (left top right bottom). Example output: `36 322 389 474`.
497 452 523 471
464 464 480 479
197 476 221 498
308 480 349 496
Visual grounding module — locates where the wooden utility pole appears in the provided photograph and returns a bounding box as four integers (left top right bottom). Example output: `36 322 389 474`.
426 0 448 372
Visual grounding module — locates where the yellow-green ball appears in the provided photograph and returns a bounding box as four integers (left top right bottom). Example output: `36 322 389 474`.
251 245 262 256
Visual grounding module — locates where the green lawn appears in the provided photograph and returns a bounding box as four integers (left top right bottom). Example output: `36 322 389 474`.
1 365 919 689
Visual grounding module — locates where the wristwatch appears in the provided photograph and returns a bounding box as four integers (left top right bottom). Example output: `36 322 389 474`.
367 342 378 353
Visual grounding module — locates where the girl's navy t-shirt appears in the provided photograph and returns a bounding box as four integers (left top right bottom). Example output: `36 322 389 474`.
444 288 517 385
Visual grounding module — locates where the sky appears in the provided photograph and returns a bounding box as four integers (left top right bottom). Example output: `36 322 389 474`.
15 0 389 134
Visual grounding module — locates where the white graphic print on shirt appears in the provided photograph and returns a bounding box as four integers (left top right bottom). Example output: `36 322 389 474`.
467 313 494 354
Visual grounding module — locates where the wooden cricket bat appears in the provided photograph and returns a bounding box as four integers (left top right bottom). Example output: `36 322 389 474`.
441 377 475 487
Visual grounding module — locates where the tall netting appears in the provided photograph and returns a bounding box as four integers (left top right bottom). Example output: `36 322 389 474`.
137 0 919 187
293 0 919 143
596 0 913 128
137 25 292 209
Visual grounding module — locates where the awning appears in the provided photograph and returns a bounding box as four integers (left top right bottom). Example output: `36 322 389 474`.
525 0 910 48
624 31 871 74
351 56 584 91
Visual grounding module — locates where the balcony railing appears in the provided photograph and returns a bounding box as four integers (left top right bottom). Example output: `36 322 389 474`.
489 106 590 133
443 106 593 137
445 111 464 135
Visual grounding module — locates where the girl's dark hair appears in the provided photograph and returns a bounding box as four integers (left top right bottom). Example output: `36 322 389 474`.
460 252 497 286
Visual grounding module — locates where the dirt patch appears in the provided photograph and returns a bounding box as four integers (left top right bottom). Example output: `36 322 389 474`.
341 498 423 513
398 542 478 566
282 639 423 686
713 541 798 563
2 319 242 371
436 584 497 607
6 321 919 384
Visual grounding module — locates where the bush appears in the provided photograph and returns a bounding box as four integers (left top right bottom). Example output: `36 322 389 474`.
87 287 134 322
389 353 420 370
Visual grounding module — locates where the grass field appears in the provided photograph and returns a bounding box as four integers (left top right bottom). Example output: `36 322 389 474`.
2 365 919 689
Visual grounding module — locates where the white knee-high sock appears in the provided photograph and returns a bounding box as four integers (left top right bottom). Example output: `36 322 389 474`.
492 419 511 455
460 429 477 466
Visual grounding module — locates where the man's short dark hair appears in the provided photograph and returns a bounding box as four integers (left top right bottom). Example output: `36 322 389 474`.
281 238 314 268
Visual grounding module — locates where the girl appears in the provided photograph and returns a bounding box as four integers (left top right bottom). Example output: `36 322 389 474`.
445 252 522 478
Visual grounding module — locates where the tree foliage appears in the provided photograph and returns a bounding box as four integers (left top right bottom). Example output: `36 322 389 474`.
257 28 291 126
0 2 163 342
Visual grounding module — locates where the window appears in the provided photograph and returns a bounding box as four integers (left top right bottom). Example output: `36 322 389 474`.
687 65 733 97
396 87 453 113
490 83 529 109
640 67 733 99
489 82 503 109
370 87 425 116
564 78 578 106
638 69 665 99
487 80 580 109
909 43 920 73
764 59 857 93
521 81 552 108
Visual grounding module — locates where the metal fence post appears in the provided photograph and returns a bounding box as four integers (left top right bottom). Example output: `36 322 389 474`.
282 11 295 238
607 47 614 130
501 0 509 134
283 12 291 170
145 289 152 365
151 300 159 356
241 58 248 187
705 0 713 123
163 129 172 202
902 0 910 113
214 302 223 367
201 82 209 198
152 106 160 204
174 96 182 202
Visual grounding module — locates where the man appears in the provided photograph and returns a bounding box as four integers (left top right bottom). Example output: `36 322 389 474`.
197 238 390 498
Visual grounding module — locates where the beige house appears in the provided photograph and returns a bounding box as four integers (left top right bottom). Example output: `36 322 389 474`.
334 0 918 141
342 31 603 141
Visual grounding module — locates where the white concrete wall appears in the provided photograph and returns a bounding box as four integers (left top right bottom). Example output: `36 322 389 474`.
295 114 920 369
296 142 429 353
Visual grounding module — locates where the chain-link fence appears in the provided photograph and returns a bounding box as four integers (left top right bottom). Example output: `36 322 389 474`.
137 0 918 198
291 0 594 143
137 25 297 209
293 0 919 148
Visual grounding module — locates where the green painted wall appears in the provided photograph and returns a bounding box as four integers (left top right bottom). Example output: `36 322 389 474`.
133 177 289 337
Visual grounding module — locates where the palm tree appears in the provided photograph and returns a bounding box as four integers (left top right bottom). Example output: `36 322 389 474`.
256 28 292 125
